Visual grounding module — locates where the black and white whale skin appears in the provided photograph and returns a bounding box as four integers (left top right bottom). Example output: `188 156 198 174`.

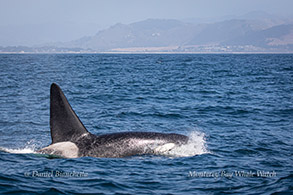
38 83 188 158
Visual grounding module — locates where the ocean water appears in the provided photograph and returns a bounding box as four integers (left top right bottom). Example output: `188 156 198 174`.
0 54 292 194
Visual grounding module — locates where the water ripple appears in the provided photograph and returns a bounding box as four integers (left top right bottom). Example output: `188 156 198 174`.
0 54 292 194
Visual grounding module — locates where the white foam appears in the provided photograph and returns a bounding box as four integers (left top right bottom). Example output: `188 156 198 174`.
0 140 38 154
162 131 210 157
1 147 36 154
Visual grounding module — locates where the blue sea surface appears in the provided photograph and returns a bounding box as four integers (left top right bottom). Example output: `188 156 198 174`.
0 54 292 194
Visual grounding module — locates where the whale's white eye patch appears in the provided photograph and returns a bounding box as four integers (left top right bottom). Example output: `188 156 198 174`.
39 142 79 158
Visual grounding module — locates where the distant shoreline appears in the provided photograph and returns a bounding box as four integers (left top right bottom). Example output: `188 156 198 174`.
1 51 293 54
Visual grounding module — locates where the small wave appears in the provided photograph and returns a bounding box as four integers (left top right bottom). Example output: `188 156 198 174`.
0 140 38 154
0 147 36 154
162 131 209 157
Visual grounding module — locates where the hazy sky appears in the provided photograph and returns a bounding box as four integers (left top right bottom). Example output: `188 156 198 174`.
1 0 292 26
0 0 292 46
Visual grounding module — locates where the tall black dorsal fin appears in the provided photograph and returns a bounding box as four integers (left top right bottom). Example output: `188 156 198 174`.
50 83 88 144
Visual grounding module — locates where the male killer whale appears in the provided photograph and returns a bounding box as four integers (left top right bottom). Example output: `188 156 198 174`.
38 83 188 158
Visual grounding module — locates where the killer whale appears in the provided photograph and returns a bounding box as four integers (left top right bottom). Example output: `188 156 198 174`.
38 83 188 158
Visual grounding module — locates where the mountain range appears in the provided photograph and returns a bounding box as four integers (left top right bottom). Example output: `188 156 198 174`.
1 11 293 53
